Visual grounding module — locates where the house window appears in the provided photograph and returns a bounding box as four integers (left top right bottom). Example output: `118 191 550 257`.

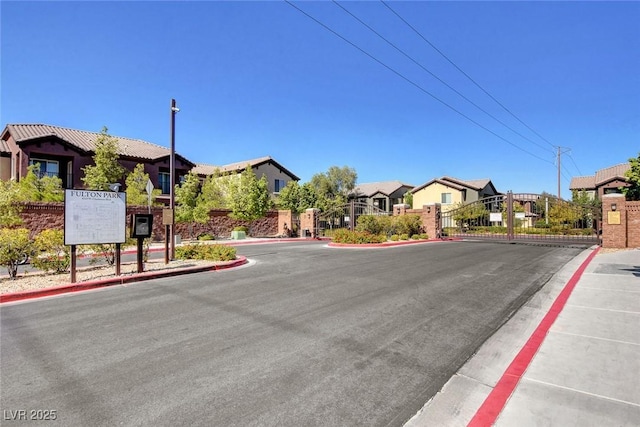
374 197 387 211
29 158 59 178
159 172 171 194
274 179 286 193
441 193 452 204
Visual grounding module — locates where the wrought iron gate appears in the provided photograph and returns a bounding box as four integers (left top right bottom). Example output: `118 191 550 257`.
318 201 390 236
440 192 601 245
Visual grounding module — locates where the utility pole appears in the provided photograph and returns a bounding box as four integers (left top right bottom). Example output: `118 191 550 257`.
556 146 571 200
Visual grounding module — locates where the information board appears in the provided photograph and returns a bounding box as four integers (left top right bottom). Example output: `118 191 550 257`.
64 189 126 245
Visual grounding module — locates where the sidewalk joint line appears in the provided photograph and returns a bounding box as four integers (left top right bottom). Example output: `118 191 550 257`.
522 377 640 408
578 287 640 294
550 330 640 347
565 304 640 315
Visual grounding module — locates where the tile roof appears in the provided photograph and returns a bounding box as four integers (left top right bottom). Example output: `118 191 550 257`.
569 175 596 190
4 123 191 163
413 176 492 193
595 163 630 185
569 162 630 189
0 138 9 153
192 156 300 180
352 181 414 197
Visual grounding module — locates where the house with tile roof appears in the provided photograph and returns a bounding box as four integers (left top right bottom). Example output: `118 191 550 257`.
0 124 299 202
411 176 500 212
569 163 631 200
192 156 300 196
0 124 196 203
349 181 414 213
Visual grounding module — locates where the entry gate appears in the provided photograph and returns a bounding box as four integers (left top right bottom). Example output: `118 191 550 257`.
440 192 601 245
318 201 390 236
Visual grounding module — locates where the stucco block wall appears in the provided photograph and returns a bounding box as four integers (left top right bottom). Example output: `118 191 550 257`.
16 202 279 241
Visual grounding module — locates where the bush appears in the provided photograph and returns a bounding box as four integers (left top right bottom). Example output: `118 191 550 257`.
332 229 386 244
233 226 248 234
198 233 215 241
395 214 422 236
0 228 33 279
390 234 399 241
419 233 429 240
399 233 409 240
32 229 70 274
175 243 236 261
411 234 420 240
356 215 396 237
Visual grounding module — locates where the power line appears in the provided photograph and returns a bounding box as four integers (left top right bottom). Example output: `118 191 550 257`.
567 153 583 176
285 1 554 165
380 0 558 151
332 0 555 156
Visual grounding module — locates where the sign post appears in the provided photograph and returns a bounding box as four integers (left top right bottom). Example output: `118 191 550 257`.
145 179 154 214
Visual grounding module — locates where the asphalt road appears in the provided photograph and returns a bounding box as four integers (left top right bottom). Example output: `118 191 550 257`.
1 241 584 426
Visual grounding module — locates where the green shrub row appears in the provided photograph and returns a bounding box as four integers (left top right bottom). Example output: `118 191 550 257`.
355 214 422 237
175 243 237 261
332 229 386 244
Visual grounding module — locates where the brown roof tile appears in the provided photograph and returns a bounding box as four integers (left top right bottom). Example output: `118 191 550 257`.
594 163 630 185
192 156 300 180
352 181 414 197
5 123 190 163
569 175 596 190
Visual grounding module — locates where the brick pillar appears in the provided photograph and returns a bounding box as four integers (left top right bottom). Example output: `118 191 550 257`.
393 204 409 216
601 194 626 248
300 208 319 238
278 210 293 237
421 203 442 239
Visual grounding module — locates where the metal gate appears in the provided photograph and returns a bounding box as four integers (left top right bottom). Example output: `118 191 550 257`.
441 192 601 245
318 201 390 236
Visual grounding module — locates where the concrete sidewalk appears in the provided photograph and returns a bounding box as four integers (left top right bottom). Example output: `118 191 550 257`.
406 247 640 426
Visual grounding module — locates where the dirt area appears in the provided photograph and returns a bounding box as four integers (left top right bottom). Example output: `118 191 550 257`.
0 259 216 295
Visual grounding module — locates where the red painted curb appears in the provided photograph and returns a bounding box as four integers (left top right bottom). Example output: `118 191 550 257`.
0 256 248 304
467 246 600 427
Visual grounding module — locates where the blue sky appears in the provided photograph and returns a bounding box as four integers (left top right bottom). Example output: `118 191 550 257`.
2 1 638 198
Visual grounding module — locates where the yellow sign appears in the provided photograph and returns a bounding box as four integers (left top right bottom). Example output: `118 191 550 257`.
162 208 174 225
608 211 621 225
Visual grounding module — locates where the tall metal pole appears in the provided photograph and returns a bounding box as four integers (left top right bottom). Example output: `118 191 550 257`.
557 146 561 200
170 99 178 260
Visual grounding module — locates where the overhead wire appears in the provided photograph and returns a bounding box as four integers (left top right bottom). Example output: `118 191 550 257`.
333 0 555 156
380 0 559 151
284 1 555 166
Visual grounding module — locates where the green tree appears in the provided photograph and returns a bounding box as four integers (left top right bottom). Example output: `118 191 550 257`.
310 165 357 211
622 152 640 201
81 127 126 190
403 191 413 208
227 166 271 221
125 163 161 206
175 171 202 223
0 180 23 227
277 181 302 213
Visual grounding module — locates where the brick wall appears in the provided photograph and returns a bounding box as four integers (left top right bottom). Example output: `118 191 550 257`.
627 201 640 248
16 202 279 241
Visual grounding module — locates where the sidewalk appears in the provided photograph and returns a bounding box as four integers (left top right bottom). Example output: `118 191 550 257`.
406 247 640 426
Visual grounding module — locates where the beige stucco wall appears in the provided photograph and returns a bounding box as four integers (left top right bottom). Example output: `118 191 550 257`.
0 157 10 180
413 182 463 212
252 162 297 194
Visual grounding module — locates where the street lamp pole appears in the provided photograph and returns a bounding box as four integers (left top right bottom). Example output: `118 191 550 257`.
169 98 179 260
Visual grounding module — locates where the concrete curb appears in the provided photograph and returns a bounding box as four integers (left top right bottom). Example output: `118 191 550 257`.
0 256 248 304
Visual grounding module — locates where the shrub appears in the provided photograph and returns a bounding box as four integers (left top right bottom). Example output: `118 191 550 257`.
356 215 395 237
32 229 70 274
390 234 399 241
399 233 409 240
395 214 422 236
175 243 236 261
332 229 386 244
0 228 33 279
411 234 420 240
419 233 429 240
198 233 215 241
